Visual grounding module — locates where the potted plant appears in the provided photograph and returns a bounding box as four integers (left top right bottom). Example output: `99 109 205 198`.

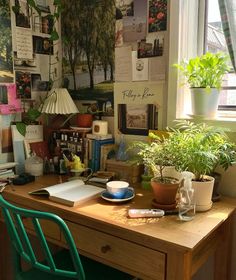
170 120 236 211
174 52 230 118
129 133 182 210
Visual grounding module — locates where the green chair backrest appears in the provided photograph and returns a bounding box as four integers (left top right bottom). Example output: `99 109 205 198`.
0 195 85 279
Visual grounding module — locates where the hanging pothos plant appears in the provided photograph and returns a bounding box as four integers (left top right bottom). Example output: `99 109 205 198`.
12 0 62 136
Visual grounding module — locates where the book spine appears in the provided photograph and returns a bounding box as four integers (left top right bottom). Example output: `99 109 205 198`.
87 138 94 170
94 139 115 172
100 144 116 171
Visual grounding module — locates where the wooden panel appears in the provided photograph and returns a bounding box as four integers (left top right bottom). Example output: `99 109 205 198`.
64 221 165 280
0 203 60 242
22 217 61 241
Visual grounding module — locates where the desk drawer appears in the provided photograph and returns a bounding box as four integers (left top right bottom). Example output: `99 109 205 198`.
65 221 165 280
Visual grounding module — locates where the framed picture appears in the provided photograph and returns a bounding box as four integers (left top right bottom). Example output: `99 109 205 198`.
118 104 157 135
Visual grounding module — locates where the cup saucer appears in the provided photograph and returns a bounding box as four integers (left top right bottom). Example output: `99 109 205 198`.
101 187 135 202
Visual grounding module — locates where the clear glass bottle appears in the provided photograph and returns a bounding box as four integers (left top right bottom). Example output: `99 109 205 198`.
116 134 128 161
178 171 196 221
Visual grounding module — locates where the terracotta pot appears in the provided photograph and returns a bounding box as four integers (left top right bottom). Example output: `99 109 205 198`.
77 114 93 128
151 177 180 209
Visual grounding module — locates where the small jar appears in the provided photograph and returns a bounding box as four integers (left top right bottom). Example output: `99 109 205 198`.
25 153 43 176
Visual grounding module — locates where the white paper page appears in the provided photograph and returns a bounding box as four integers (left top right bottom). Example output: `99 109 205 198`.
43 179 85 196
50 184 103 205
16 28 33 59
115 46 132 82
132 51 149 81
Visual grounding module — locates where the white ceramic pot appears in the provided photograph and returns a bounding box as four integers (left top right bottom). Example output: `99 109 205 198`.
190 88 220 118
192 175 215 212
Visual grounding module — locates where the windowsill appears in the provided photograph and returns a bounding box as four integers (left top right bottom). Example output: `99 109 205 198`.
177 111 236 133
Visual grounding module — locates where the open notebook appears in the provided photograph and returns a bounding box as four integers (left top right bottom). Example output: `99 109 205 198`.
29 179 104 207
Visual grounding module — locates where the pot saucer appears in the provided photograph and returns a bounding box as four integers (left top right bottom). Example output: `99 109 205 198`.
152 199 177 210
101 187 135 203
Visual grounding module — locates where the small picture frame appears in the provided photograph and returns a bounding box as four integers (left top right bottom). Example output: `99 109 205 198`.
118 104 157 135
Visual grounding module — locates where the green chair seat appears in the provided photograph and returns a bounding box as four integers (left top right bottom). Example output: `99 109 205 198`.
0 195 134 280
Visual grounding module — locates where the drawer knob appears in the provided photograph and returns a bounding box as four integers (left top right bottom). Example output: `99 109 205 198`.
101 245 111 253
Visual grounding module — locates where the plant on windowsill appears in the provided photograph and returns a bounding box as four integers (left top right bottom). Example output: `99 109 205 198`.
173 52 230 118
12 0 62 136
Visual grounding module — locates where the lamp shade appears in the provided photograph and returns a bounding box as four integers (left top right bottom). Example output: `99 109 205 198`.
41 88 79 114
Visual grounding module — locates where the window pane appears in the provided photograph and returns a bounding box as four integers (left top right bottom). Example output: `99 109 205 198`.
206 0 236 108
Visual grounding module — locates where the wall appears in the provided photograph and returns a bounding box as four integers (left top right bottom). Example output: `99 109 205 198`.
0 0 60 164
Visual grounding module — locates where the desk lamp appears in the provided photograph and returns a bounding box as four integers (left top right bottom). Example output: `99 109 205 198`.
41 88 78 128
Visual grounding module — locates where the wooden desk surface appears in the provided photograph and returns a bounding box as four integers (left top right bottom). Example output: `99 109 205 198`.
1 175 236 280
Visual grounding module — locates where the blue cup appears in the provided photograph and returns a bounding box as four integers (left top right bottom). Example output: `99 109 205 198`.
106 181 129 199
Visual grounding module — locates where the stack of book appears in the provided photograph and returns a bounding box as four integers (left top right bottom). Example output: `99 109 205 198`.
0 162 17 180
85 134 116 172
0 169 15 179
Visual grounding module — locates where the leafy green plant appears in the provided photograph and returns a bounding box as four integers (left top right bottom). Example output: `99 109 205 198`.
169 120 236 181
129 132 179 183
173 52 230 89
129 120 236 183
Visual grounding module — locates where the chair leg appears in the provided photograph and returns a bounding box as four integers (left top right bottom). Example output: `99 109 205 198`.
10 246 22 278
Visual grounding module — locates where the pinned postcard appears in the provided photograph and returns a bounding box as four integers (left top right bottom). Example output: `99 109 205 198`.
132 51 149 81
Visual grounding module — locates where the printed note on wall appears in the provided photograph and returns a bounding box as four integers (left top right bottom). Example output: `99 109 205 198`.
15 27 33 59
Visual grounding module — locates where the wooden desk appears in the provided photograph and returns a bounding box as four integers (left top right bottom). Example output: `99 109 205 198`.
0 175 235 280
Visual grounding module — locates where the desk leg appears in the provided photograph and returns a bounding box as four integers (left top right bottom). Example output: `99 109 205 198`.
0 221 14 280
166 250 192 280
214 215 233 280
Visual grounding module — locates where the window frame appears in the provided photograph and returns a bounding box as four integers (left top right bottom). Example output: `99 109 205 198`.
205 0 236 111
167 0 236 131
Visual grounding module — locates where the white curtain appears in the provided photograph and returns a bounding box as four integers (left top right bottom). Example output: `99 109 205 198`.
218 0 236 71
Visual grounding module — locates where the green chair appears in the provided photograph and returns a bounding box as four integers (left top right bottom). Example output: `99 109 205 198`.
0 195 134 280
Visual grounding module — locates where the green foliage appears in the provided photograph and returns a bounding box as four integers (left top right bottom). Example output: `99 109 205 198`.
129 120 236 182
129 133 178 182
169 120 236 181
173 52 230 89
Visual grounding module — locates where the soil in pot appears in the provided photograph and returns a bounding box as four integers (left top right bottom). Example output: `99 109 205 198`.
151 177 180 210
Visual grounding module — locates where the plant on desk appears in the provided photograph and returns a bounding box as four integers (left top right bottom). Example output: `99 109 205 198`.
169 120 236 211
129 120 236 211
129 131 182 210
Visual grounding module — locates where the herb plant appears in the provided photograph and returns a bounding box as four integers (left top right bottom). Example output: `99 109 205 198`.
173 52 230 89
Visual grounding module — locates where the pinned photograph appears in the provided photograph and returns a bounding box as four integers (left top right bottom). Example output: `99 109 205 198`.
137 33 164 58
15 71 32 99
33 36 53 55
148 0 167 32
116 0 134 17
14 0 31 28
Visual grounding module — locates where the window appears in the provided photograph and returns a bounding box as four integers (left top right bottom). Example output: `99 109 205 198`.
206 0 236 110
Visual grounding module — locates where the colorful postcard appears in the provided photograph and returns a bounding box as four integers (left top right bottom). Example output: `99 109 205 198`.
15 71 32 99
148 0 167 32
